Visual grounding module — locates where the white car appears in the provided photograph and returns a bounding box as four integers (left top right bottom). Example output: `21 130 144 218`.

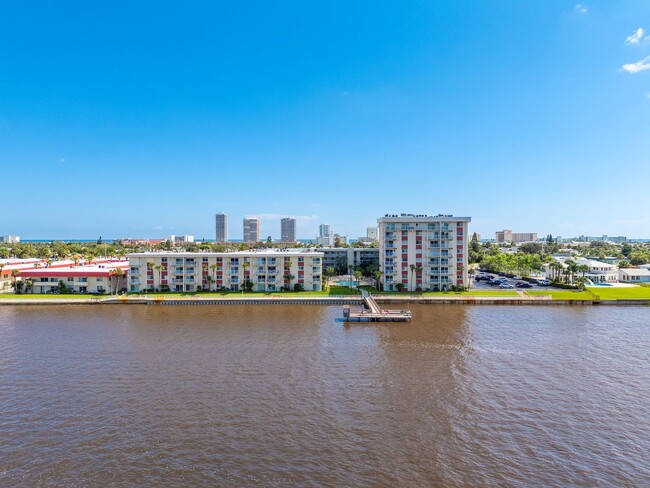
538 279 551 286
499 283 515 289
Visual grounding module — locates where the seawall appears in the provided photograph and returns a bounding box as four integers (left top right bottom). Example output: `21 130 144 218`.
0 296 649 306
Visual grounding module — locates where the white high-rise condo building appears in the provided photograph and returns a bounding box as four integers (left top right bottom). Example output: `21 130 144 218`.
378 213 471 292
316 223 334 246
281 218 297 243
243 218 260 242
215 212 228 242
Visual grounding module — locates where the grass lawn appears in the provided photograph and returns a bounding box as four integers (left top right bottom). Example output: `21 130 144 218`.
125 285 362 298
525 290 596 300
587 286 650 300
0 293 103 299
446 290 520 297
360 287 520 297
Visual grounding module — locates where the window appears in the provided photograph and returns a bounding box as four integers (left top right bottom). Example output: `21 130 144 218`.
161 258 167 262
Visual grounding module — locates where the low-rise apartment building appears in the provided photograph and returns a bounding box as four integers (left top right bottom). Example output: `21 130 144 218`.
18 261 129 294
320 247 379 272
378 213 471 291
0 259 44 292
126 249 324 292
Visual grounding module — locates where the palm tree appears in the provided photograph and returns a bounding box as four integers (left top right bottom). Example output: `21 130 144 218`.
45 259 53 268
467 267 475 289
353 270 362 288
286 274 295 291
409 264 416 291
565 259 578 285
347 265 353 285
109 268 125 295
11 269 20 293
242 261 250 293
373 269 383 291
209 264 217 291
578 264 590 284
202 263 209 290
414 265 423 291
155 264 163 290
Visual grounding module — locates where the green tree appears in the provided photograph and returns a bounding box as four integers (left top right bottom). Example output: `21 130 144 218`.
353 270 362 287
242 261 250 293
414 265 423 291
209 264 218 291
409 264 416 291
373 269 383 291
109 268 125 295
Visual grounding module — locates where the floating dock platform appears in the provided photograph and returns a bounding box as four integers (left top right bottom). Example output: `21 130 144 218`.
343 291 411 322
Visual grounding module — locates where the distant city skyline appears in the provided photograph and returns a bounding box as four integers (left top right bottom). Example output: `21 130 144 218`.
2 2 650 239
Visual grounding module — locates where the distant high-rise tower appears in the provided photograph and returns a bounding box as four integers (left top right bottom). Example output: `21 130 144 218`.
319 224 331 238
281 217 297 243
215 212 228 242
243 218 260 242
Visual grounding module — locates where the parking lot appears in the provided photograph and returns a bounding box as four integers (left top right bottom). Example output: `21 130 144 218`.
471 273 553 291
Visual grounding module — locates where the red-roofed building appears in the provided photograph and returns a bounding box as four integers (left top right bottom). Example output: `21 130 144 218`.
18 261 129 294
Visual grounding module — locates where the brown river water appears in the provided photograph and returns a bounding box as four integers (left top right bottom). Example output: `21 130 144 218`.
1 304 649 487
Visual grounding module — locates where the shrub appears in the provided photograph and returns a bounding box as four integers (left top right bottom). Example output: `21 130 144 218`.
293 283 304 292
550 282 578 290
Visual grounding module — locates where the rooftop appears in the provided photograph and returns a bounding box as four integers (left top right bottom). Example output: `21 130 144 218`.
127 249 324 257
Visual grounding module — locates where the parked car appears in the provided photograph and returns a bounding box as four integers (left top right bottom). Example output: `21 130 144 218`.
489 278 508 286
475 275 492 282
515 282 533 288
505 273 515 278
499 283 515 289
529 278 539 284
538 279 551 286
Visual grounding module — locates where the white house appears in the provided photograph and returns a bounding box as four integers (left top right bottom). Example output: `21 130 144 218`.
618 268 650 283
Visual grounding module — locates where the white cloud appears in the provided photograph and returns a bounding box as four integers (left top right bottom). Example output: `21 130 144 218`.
621 56 650 74
574 4 587 14
625 27 645 45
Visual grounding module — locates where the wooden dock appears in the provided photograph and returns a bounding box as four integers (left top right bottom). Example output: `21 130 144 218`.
343 291 411 322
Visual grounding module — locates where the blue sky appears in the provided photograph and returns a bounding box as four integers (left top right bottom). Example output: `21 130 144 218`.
2 1 650 240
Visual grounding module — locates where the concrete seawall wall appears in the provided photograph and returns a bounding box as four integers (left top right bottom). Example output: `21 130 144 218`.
1 296 649 306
